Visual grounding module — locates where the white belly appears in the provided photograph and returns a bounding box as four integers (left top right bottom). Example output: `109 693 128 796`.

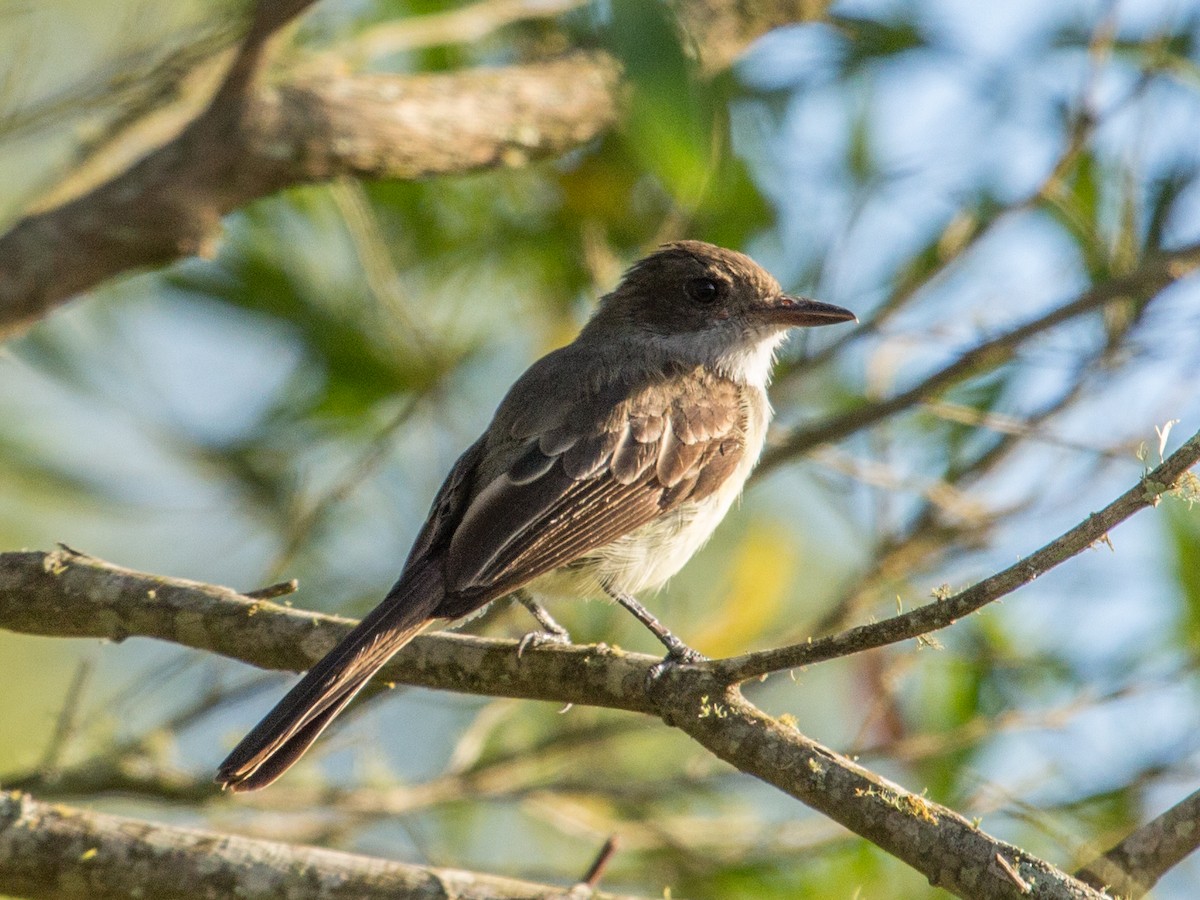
522 493 732 601
591 487 741 593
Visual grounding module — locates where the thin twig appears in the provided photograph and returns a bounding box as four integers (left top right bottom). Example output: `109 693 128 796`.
757 243 1200 476
37 658 94 774
921 400 1136 461
774 24 1133 391
270 393 423 576
995 853 1033 894
808 375 1090 636
242 579 299 600
579 834 621 889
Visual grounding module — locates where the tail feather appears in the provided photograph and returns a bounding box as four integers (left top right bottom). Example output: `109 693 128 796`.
216 563 443 792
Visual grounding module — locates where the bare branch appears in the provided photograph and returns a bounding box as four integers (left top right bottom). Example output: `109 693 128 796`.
0 790 645 900
578 834 621 890
0 546 661 714
243 578 299 600
718 425 1200 681
0 0 826 339
5 435 1200 895
0 52 620 339
758 244 1200 476
1076 788 1200 898
665 682 1106 899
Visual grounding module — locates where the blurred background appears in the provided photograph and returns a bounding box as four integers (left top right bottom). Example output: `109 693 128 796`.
3 0 1200 896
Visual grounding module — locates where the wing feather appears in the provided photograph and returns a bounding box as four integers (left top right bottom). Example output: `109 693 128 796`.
562 429 621 480
612 423 658 484
656 422 706 486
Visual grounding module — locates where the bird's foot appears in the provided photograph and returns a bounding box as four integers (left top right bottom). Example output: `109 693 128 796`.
515 594 572 657
517 627 573 658
646 643 707 685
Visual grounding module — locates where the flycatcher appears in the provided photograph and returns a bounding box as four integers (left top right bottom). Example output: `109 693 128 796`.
217 241 855 791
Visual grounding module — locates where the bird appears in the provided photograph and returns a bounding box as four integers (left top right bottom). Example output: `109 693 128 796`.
216 240 855 791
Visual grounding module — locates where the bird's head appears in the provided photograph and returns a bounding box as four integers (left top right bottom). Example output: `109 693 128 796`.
584 241 855 381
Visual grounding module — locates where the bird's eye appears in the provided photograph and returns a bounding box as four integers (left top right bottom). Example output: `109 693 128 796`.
686 277 721 305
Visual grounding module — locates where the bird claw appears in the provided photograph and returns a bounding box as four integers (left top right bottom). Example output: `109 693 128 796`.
517 629 572 658
645 645 706 685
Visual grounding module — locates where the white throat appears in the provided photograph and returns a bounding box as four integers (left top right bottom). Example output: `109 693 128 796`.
711 330 786 386
640 326 786 388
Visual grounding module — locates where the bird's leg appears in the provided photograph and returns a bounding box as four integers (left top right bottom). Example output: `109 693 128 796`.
602 585 705 676
519 593 571 639
515 590 572 656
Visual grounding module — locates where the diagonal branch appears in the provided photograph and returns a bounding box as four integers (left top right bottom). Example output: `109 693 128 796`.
664 681 1106 899
0 0 829 340
1076 788 1200 898
0 789 645 900
0 0 624 340
4 423 1200 894
0 47 620 339
718 426 1200 681
757 244 1200 476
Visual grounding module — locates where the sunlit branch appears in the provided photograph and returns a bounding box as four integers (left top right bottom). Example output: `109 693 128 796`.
0 0 821 340
758 243 1200 475
718 425 1200 681
0 50 620 339
4 413 1196 897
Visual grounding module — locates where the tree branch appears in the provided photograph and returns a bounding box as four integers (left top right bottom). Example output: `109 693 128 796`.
0 546 1122 897
0 546 660 714
665 682 1106 899
0 0 830 340
0 49 620 339
0 789 644 900
718 425 1200 681
757 244 1200 476
5 435 1199 897
1076 788 1200 898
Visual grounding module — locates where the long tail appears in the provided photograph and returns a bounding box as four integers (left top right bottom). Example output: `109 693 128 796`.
216 563 444 792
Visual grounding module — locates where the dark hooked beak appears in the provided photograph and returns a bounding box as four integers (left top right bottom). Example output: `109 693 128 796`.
754 294 857 328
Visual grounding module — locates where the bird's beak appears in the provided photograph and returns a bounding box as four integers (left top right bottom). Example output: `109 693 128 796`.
753 294 857 328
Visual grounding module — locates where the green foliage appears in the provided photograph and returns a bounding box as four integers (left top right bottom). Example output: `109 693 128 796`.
607 0 716 203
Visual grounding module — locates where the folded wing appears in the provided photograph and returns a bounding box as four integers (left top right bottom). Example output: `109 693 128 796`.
438 368 748 616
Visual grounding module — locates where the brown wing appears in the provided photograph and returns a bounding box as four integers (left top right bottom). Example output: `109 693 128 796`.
437 371 748 616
